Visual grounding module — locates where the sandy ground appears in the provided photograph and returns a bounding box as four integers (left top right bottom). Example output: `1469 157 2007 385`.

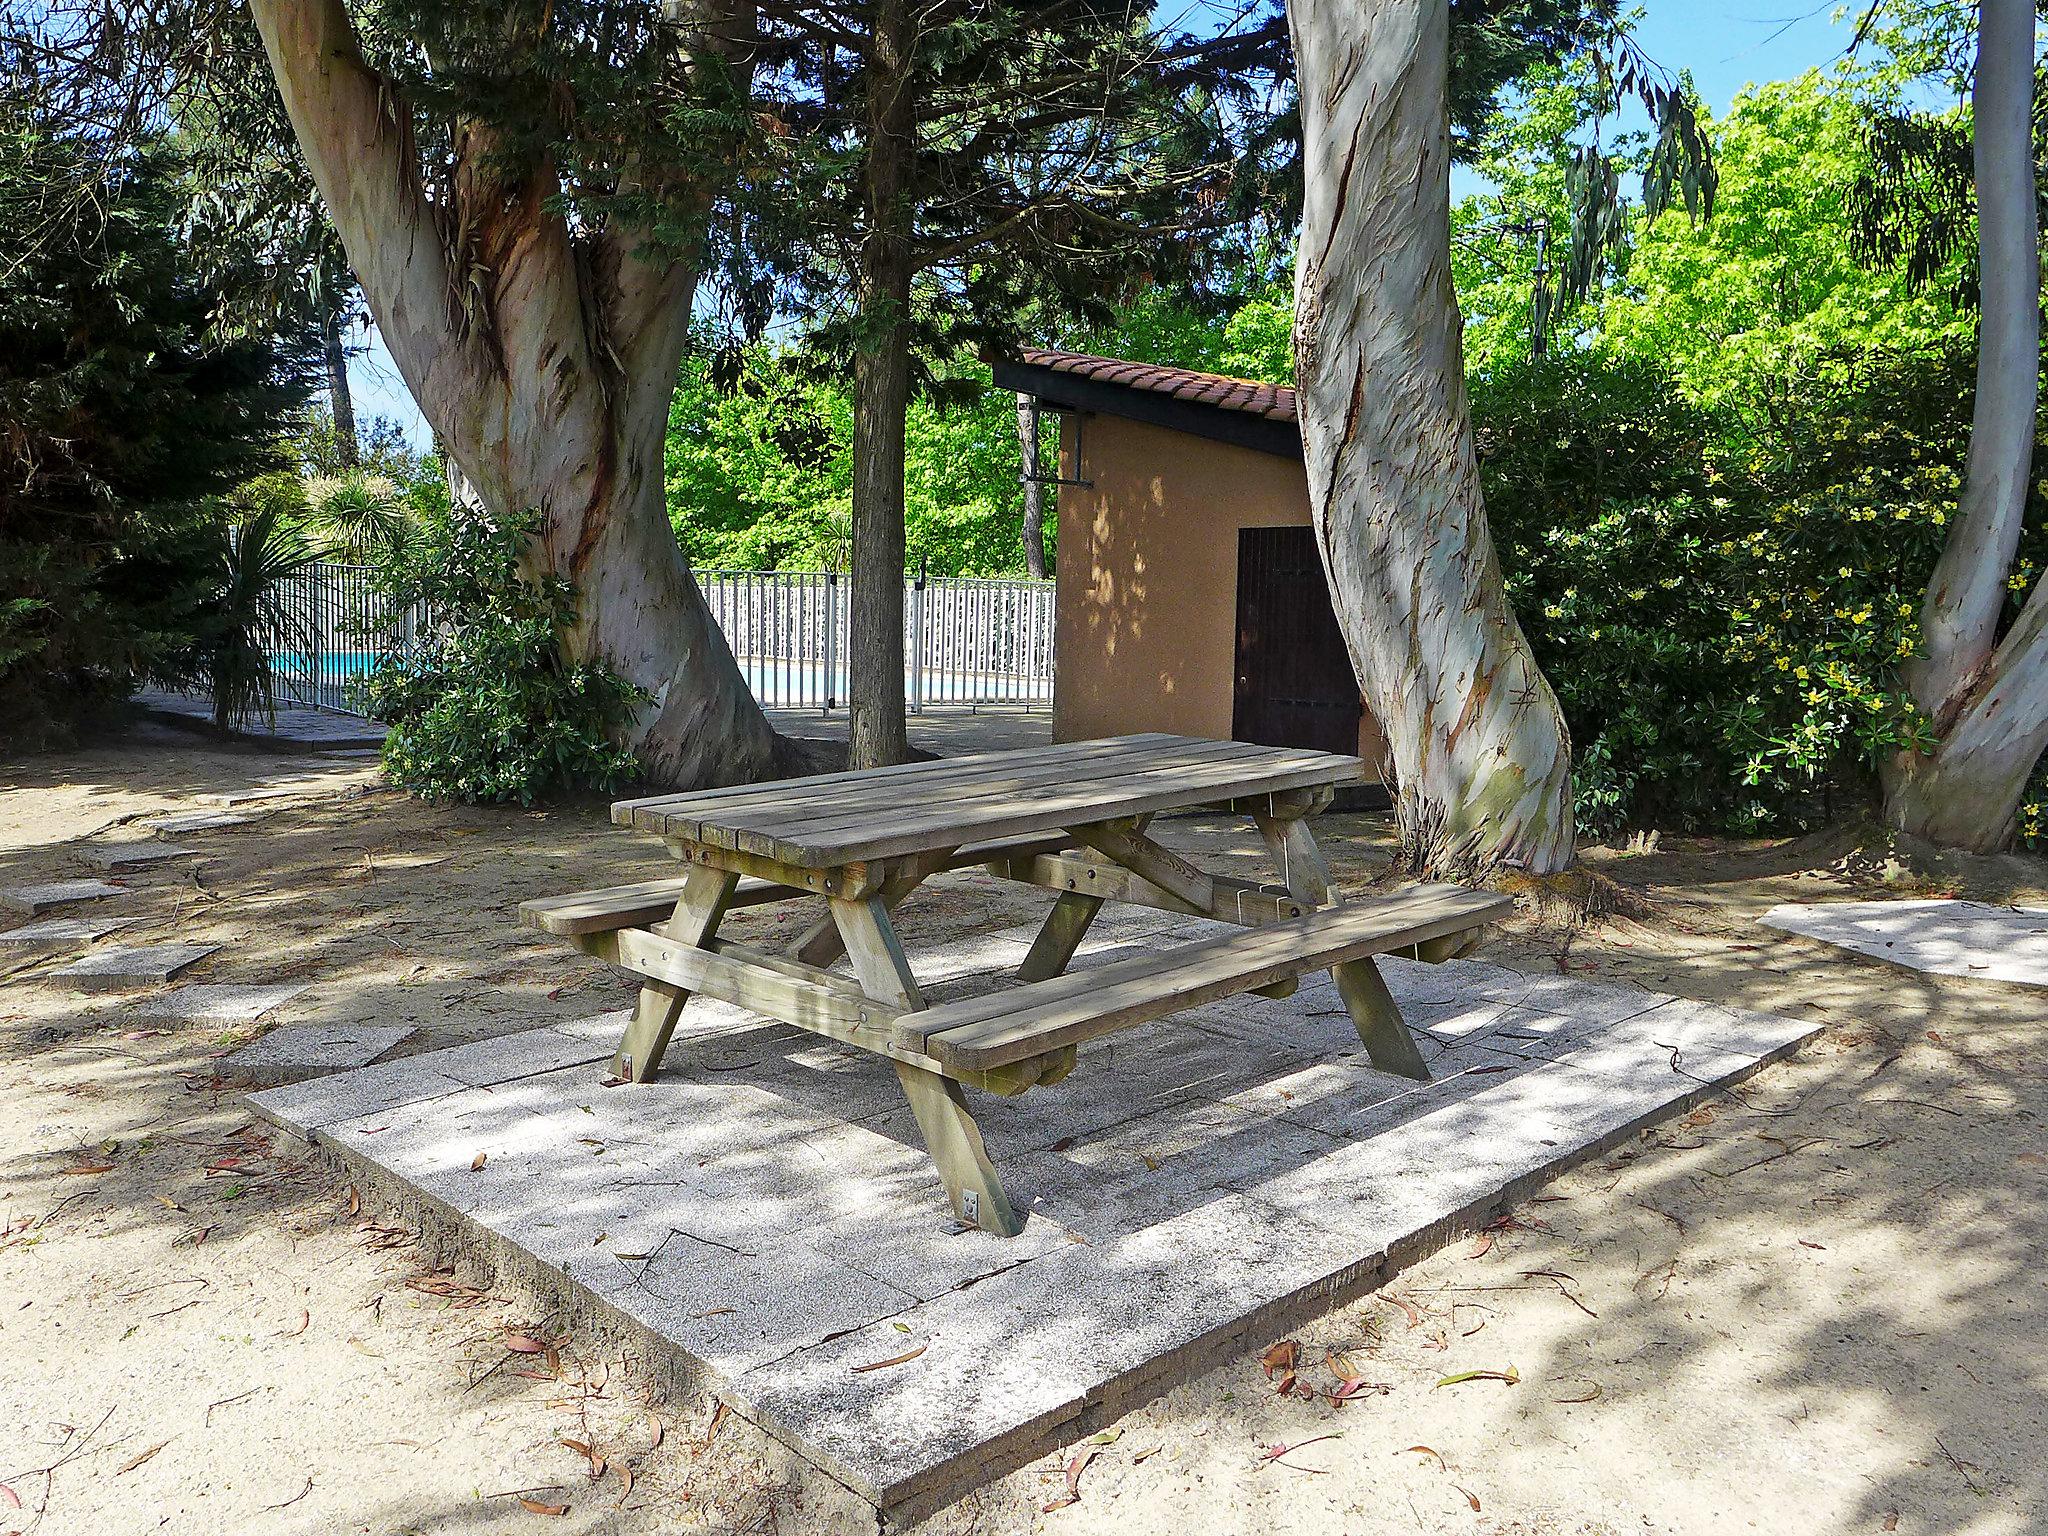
1 721 2044 1536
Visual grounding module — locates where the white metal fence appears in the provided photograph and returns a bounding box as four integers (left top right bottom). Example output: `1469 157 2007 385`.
268 562 1056 718
697 570 1056 712
269 561 422 715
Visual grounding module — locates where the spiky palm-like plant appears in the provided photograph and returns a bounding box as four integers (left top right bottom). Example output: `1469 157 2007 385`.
305 470 408 562
207 501 318 729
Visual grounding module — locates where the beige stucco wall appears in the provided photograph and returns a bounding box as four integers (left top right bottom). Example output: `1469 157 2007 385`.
1051 412 1384 770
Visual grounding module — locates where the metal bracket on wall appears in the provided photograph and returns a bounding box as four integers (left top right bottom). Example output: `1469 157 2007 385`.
1019 400 1093 489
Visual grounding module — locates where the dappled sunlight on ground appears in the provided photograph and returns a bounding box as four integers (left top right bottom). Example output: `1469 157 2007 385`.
0 720 2041 1533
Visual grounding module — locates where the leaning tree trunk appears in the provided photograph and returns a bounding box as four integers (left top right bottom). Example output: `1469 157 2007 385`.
1884 0 2048 852
846 0 917 770
1288 0 1574 876
248 0 784 789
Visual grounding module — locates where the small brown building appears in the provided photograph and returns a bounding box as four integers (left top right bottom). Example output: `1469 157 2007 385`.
992 349 1386 780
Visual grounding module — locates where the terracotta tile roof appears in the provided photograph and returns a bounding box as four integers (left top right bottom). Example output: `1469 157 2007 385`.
1016 348 1298 425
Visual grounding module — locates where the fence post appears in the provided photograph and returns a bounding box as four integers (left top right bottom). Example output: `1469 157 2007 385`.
908 565 926 715
824 569 839 712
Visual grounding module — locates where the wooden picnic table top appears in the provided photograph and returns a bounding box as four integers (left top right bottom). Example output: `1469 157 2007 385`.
613 733 1366 869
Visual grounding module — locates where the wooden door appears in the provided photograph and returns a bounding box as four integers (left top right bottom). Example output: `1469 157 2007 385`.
1231 525 1362 756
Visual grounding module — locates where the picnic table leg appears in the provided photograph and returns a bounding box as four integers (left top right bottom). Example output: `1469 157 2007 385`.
1253 806 1336 909
1017 891 1103 982
1255 801 1430 1079
830 893 1024 1236
1332 956 1431 1080
612 865 738 1083
791 868 927 968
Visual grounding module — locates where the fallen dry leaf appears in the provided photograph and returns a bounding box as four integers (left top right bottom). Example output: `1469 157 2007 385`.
1381 1294 1424 1329
1257 1433 1341 1473
504 1333 549 1354
470 1151 488 1172
1042 1444 1099 1512
117 1441 167 1474
518 1496 568 1516
614 1461 636 1507
61 1163 114 1176
1259 1339 1299 1377
0 1481 18 1508
1402 1445 1446 1473
1435 1365 1520 1388
851 1344 927 1374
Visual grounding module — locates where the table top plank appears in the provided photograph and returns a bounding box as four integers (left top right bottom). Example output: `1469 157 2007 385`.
705 738 1307 858
619 735 1364 868
613 734 1188 827
659 737 1239 850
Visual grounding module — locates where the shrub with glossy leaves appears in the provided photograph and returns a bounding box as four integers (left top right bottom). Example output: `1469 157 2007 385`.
1477 345 2047 839
367 504 644 805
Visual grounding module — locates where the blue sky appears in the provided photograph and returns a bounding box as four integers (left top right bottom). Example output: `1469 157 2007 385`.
346 1 1878 447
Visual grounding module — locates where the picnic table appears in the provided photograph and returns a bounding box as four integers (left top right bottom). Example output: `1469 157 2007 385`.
521 734 1509 1236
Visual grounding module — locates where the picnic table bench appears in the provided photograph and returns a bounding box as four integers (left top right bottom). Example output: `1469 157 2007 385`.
521 734 1509 1236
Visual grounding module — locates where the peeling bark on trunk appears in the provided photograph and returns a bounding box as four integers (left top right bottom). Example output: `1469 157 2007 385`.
1884 0 2048 852
847 0 916 771
248 0 784 789
1288 0 1574 876
1018 392 1048 579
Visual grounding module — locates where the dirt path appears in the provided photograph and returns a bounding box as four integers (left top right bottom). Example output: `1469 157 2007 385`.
1 724 2041 1534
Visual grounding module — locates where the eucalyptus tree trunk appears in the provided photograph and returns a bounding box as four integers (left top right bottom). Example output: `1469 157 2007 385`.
847 0 917 770
320 304 358 468
1884 0 2048 852
1288 0 1574 876
1018 393 1049 578
247 0 784 789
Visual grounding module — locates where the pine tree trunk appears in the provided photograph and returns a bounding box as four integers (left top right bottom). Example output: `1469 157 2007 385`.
249 0 785 790
1018 392 1048 579
321 304 358 468
847 0 916 770
1883 0 2048 850
1288 0 1574 876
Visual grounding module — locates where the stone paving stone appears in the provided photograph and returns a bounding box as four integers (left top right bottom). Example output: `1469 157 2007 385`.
131 983 309 1029
80 842 200 870
0 880 125 916
48 942 216 990
138 810 254 836
0 916 136 950
1762 897 2048 987
249 1015 624 1132
257 930 1824 1522
604 1233 921 1381
222 1019 410 1083
734 1189 1364 1509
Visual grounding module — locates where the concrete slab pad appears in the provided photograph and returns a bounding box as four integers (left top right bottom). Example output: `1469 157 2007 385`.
132 983 311 1030
79 842 200 869
47 942 217 990
1761 898 2048 987
252 922 1822 1523
138 810 255 836
221 1020 413 1083
0 880 125 916
0 916 136 950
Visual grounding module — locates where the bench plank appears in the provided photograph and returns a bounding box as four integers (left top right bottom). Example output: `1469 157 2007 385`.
906 886 1511 1069
519 875 800 935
